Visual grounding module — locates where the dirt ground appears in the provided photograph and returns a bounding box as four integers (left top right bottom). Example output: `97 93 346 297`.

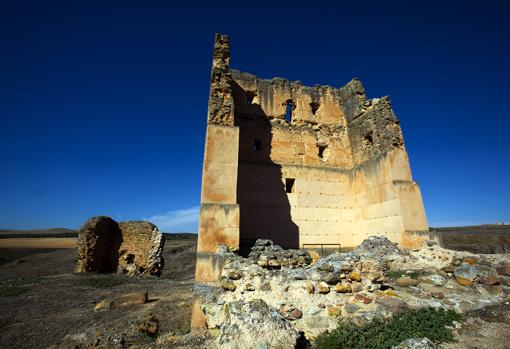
443 302 510 349
0 236 207 349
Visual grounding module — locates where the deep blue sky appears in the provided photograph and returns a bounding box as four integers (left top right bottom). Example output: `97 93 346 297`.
1 1 509 231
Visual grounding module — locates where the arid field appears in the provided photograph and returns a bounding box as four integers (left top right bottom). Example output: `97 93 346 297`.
0 237 78 249
0 233 206 349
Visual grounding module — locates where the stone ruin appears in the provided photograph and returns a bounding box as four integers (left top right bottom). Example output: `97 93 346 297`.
192 33 431 331
76 216 165 276
195 33 428 283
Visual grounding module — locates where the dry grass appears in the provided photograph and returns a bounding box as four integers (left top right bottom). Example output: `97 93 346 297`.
0 238 77 249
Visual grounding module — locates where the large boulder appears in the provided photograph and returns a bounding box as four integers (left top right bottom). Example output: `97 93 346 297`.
217 300 300 349
76 216 122 273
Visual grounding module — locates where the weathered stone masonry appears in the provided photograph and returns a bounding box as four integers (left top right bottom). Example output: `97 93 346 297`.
76 217 165 277
195 33 428 285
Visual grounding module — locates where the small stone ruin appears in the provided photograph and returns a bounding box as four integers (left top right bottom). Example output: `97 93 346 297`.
76 216 165 276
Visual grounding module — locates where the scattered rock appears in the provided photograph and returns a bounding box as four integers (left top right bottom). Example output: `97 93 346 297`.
221 281 237 291
419 274 445 286
94 300 113 311
138 315 159 337
344 303 360 313
368 283 381 292
286 308 302 320
393 337 437 349
442 265 454 273
95 291 148 310
351 281 363 292
244 283 255 291
479 276 500 285
317 282 330 294
268 259 281 268
112 291 148 307
310 308 322 315
396 276 420 287
327 306 342 317
255 239 272 247
334 282 352 293
229 270 242 280
383 289 398 297
349 271 362 282
217 300 299 349
375 296 408 313
431 292 444 299
500 276 510 287
496 266 510 276
462 256 478 265
355 293 373 304
455 276 473 286
476 265 498 277
454 264 478 286
304 281 315 294
319 263 334 272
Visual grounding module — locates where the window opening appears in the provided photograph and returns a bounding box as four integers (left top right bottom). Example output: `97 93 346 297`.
285 100 293 123
318 145 327 158
310 102 320 115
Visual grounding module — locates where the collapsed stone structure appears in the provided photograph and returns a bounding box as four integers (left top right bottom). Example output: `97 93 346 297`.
76 216 165 276
196 33 428 284
200 237 510 348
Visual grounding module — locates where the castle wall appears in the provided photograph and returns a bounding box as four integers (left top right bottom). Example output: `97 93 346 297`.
192 33 429 329
195 33 428 282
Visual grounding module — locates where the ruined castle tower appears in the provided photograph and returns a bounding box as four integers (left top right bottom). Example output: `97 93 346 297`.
195 33 428 283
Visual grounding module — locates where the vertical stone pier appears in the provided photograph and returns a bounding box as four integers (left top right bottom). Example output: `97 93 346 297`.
192 34 240 327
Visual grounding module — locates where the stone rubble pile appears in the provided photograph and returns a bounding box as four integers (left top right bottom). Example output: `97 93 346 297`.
200 237 510 349
249 239 313 268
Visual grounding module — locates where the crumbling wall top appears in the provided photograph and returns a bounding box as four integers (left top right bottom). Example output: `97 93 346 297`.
207 34 235 126
207 33 406 168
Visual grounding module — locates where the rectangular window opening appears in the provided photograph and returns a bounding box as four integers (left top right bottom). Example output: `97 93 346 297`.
253 139 262 151
318 144 327 158
285 178 295 193
285 101 293 123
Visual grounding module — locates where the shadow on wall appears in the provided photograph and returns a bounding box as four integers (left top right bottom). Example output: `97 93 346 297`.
90 218 123 273
232 81 300 252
